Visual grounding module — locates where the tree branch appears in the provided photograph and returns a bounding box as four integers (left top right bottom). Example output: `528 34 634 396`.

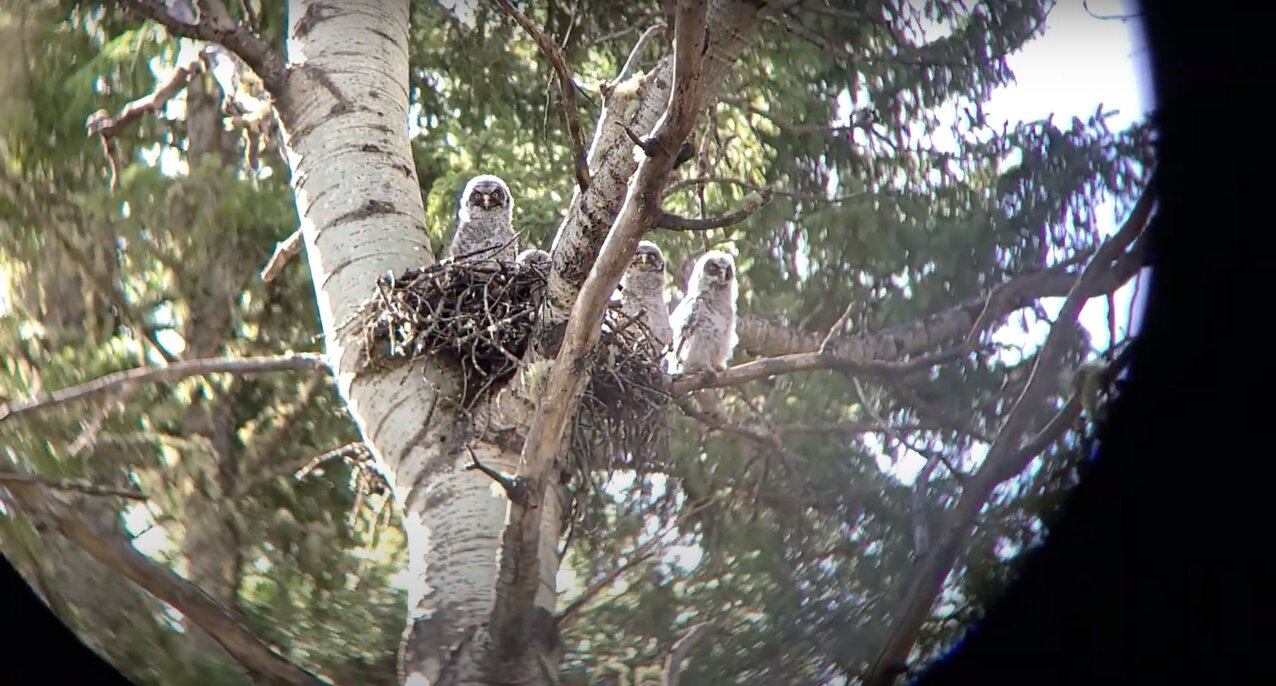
0 354 329 425
2 480 330 686
0 472 147 500
736 236 1145 366
260 228 304 282
671 345 970 395
656 187 773 230
494 0 590 191
615 23 666 84
540 1 764 333
117 0 289 94
86 47 206 139
862 171 1158 686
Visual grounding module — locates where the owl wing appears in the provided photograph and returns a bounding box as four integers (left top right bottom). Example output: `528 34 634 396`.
669 296 700 361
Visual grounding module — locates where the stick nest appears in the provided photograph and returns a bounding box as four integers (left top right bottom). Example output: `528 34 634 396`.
349 257 671 474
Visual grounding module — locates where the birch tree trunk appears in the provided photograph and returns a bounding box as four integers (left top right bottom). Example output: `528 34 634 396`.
274 2 532 682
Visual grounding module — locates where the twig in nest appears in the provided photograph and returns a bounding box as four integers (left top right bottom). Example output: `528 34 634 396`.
352 257 549 407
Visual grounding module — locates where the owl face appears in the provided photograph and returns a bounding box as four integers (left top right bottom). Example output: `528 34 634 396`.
629 240 666 274
694 251 735 288
459 174 512 219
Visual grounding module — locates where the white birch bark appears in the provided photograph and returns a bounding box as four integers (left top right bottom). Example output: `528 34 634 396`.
277 1 508 682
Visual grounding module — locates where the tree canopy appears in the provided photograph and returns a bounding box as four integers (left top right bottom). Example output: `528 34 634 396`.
1 2 1152 685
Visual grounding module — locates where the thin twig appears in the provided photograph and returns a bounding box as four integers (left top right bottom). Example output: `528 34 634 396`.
0 353 329 424
557 497 714 630
656 188 773 231
494 0 590 191
616 23 666 84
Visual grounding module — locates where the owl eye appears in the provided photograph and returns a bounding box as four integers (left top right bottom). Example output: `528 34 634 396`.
705 263 720 275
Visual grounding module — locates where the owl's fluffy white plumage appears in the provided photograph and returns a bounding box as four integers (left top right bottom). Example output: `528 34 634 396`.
516 247 551 271
620 240 673 353
446 174 517 262
667 250 738 374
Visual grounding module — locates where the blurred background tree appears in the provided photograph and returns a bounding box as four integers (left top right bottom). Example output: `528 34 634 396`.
0 1 1151 684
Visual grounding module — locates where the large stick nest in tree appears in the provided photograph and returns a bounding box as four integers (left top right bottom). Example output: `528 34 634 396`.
349 256 671 475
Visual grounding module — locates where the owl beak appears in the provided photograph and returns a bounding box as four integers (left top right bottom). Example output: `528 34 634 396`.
480 192 493 209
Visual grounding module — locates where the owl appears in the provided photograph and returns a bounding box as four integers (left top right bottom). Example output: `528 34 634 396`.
516 247 551 272
667 250 738 374
620 240 673 353
446 174 517 262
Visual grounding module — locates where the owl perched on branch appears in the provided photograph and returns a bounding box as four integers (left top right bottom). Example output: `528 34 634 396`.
667 250 738 374
446 174 517 262
620 240 673 353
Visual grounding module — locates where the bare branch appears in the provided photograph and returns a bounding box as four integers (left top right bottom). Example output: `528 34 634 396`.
863 171 1158 686
541 2 764 331
494 0 591 191
664 619 718 686
615 24 667 84
656 187 773 231
117 0 289 93
85 48 205 139
736 237 1146 365
260 228 304 282
293 442 370 481
0 353 329 425
671 345 969 395
464 449 527 503
0 472 147 500
2 480 330 686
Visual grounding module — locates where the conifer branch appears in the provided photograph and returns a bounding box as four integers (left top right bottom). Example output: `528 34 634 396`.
0 472 148 500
